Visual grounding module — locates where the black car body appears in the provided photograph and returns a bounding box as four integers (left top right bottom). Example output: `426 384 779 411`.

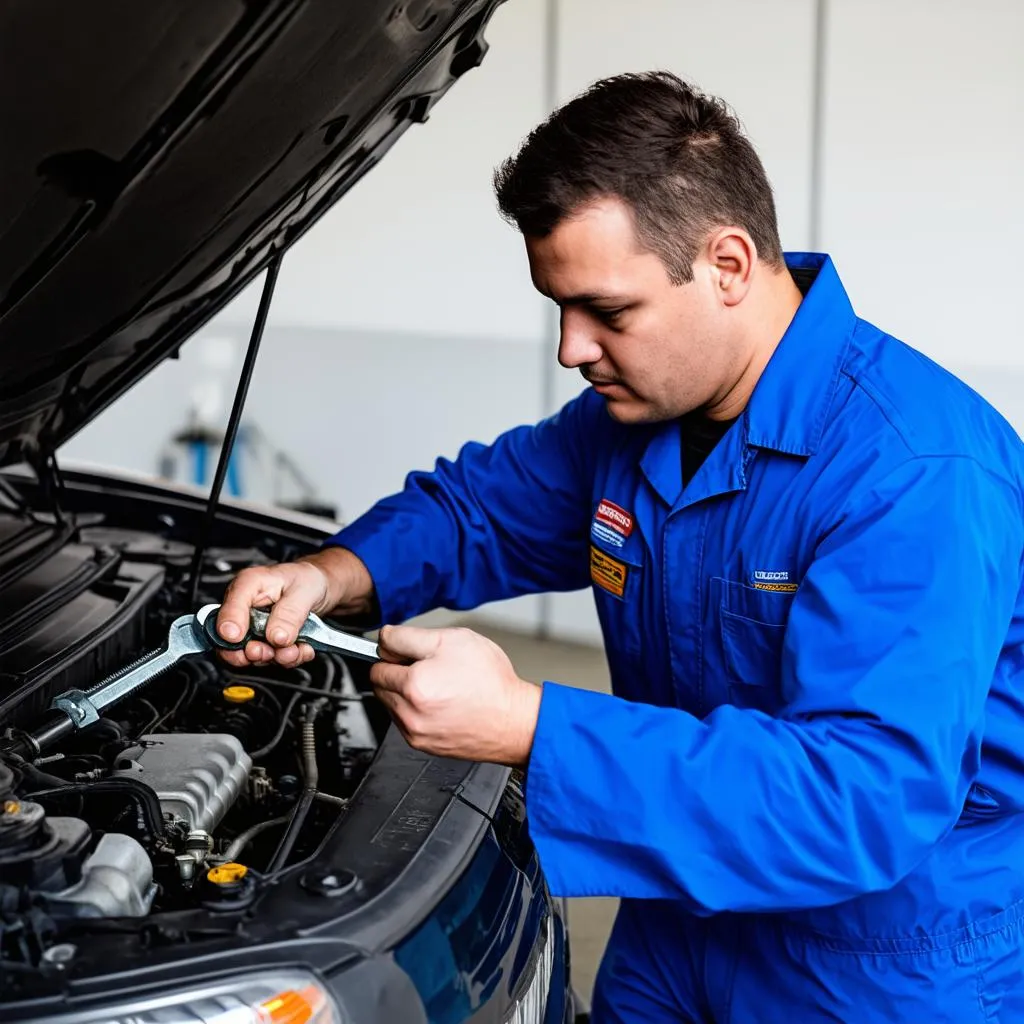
0 3 576 1021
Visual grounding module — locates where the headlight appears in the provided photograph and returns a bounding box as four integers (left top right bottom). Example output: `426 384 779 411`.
30 970 340 1024
505 911 554 1024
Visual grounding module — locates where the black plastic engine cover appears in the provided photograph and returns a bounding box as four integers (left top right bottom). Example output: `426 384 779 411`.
0 523 165 728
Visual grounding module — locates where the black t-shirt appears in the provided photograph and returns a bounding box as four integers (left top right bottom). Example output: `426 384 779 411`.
680 266 814 486
681 412 736 485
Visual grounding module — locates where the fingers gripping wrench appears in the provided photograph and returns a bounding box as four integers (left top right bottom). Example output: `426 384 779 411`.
23 605 379 756
195 605 381 663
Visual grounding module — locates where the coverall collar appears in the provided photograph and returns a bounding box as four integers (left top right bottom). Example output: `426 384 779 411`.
640 252 856 508
744 252 857 456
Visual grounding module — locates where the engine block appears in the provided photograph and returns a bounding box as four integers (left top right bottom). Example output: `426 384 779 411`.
113 733 251 833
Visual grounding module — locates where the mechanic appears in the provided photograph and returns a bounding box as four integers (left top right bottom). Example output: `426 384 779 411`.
216 73 1024 1021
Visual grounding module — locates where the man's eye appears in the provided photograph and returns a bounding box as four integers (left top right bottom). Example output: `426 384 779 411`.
595 307 626 325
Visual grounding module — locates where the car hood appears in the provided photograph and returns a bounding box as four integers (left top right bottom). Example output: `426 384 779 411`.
0 0 502 469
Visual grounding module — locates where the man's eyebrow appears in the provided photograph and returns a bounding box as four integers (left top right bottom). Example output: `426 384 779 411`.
549 292 629 306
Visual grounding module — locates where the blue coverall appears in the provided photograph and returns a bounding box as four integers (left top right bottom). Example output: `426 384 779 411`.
326 254 1024 1021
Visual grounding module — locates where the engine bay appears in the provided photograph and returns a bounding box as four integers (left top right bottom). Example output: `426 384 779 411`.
0 491 382 970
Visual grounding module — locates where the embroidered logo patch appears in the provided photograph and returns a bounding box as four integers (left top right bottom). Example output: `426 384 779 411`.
751 570 798 593
591 545 628 598
591 499 634 549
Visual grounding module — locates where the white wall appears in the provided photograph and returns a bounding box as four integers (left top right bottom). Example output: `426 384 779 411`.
819 0 1024 373
63 0 1024 646
225 0 549 342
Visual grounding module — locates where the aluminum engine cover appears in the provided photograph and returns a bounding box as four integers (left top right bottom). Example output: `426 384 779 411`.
47 831 155 918
113 733 251 832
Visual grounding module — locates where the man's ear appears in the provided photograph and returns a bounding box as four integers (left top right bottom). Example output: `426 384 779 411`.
704 228 756 307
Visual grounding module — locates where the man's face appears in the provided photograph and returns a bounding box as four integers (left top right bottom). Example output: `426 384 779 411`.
525 197 740 424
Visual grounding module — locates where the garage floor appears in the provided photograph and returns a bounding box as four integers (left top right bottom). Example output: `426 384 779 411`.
466 621 619 1008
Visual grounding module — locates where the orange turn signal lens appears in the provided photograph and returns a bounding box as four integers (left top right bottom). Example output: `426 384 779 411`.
257 984 328 1024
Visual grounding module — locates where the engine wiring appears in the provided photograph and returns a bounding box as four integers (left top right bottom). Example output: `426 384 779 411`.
247 690 300 761
147 669 196 733
0 597 375 974
263 652 350 873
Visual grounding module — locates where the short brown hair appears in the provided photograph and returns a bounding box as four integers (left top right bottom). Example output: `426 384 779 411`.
494 72 783 284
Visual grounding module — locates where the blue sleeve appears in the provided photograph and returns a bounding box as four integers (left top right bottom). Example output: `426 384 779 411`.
322 389 612 624
525 455 1024 910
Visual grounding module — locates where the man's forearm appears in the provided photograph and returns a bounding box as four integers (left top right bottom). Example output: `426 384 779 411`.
301 545 377 619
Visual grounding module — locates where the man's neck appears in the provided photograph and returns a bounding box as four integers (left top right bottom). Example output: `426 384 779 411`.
704 267 805 422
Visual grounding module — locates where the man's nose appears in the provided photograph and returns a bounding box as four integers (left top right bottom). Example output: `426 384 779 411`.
558 310 603 369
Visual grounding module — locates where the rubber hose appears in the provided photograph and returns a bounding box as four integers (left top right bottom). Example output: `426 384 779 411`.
267 701 326 872
215 814 290 864
25 777 164 837
314 792 348 808
302 710 320 790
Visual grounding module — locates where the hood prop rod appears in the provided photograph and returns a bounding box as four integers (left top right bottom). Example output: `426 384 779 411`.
187 252 282 608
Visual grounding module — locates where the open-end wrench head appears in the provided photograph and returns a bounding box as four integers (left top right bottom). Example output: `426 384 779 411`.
169 610 216 655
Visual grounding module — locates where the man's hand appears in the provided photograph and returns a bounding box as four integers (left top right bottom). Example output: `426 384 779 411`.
370 625 541 767
215 547 374 669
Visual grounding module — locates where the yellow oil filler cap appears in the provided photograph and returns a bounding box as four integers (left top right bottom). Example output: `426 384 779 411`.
207 862 249 886
222 685 256 704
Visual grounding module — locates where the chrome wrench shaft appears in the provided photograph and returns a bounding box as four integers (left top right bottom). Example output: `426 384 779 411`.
25 615 212 756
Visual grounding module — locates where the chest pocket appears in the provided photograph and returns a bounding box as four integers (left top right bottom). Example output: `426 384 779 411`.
711 578 795 714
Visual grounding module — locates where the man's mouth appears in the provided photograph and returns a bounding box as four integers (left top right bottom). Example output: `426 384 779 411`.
586 376 629 395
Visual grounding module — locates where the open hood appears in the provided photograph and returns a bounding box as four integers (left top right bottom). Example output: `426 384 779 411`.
0 0 502 470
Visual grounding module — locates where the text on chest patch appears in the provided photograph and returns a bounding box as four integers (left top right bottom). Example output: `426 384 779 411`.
592 498 634 549
751 569 798 593
591 544 628 598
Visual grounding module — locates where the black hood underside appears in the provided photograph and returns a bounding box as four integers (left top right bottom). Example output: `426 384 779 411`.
0 0 502 469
